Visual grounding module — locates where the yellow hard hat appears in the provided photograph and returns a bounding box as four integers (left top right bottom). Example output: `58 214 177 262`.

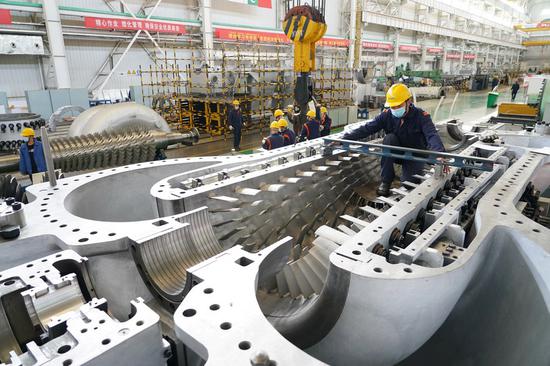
274 109 284 118
270 121 280 129
320 106 328 114
21 128 35 137
385 83 412 107
232 100 240 105
306 110 316 118
278 118 288 129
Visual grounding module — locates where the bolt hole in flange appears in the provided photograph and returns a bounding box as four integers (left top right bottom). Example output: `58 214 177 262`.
220 322 232 330
239 341 251 350
183 309 196 317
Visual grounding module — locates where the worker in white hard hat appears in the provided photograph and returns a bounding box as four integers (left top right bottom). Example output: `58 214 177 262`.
342 83 445 196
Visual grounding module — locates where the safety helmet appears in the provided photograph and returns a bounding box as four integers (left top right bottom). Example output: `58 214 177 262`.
287 105 294 111
320 106 328 114
232 100 240 105
278 118 288 129
306 110 316 118
270 121 280 129
21 128 35 137
385 83 412 107
273 109 284 118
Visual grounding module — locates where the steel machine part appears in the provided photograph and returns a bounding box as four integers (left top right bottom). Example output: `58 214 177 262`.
0 117 547 365
0 251 169 366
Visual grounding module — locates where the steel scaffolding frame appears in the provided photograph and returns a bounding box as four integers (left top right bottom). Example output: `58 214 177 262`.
139 40 353 136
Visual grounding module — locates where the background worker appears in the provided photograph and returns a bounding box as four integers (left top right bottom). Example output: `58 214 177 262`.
273 109 286 124
228 100 244 151
511 79 520 101
319 106 332 137
287 104 302 135
19 128 46 182
342 83 445 196
299 110 321 142
279 118 296 146
262 121 284 150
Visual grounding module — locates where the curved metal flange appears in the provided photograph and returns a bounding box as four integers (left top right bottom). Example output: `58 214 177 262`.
174 237 329 365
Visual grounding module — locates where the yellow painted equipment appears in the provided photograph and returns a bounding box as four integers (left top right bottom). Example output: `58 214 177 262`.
283 8 327 73
498 103 539 118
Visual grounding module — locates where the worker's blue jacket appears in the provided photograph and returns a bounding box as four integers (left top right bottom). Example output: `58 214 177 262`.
343 105 445 152
228 108 244 130
19 140 46 175
262 133 284 150
281 128 296 146
300 119 321 141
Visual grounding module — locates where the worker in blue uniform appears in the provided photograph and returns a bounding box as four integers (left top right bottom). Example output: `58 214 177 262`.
278 118 296 146
262 121 284 150
299 110 321 142
319 106 332 137
19 128 46 182
228 100 244 151
342 83 445 196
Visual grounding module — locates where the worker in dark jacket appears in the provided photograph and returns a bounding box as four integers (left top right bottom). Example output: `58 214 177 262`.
279 118 296 146
262 121 284 150
287 105 301 136
19 128 46 181
320 106 332 137
342 83 445 196
299 110 321 142
228 100 244 151
511 80 520 101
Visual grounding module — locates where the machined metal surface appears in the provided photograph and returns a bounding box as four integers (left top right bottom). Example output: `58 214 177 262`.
0 118 548 365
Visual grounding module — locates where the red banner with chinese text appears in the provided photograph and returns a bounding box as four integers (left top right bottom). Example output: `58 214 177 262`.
362 41 393 51
0 9 12 25
399 44 421 53
84 16 185 34
426 47 443 54
214 27 350 47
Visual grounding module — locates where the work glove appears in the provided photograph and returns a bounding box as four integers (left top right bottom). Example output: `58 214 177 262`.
437 157 451 174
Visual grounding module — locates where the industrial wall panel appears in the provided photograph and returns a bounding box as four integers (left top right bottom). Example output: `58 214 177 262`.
211 0 344 36
0 92 8 113
69 88 90 109
49 89 71 111
65 39 150 91
0 55 42 97
58 0 197 20
25 90 53 119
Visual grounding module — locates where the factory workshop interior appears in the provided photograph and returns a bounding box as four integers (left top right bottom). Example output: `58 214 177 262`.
1 0 550 365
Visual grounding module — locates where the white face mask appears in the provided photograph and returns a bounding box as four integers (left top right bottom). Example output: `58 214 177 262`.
390 106 406 118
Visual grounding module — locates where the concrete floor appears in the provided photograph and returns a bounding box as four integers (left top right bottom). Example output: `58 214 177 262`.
168 87 519 158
